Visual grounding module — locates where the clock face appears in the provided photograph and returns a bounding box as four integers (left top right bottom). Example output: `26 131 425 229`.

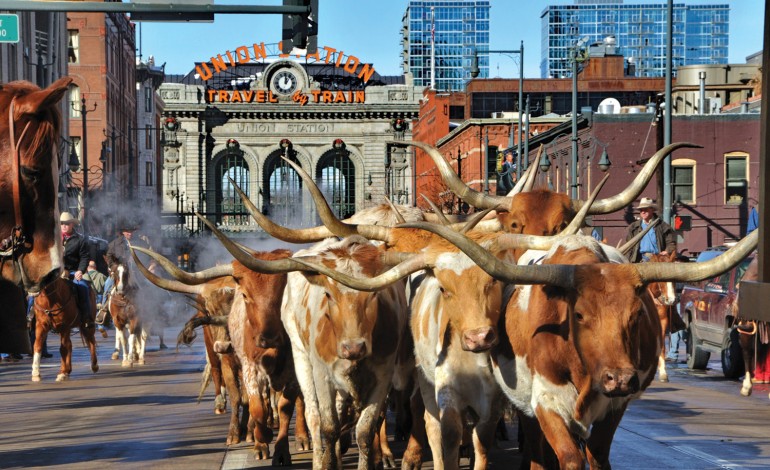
272 70 298 95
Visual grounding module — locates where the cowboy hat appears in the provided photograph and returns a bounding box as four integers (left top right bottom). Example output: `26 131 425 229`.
117 219 138 232
635 197 657 210
59 212 78 224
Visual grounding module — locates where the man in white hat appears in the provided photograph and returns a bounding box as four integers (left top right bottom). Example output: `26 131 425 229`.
624 197 676 263
59 212 94 325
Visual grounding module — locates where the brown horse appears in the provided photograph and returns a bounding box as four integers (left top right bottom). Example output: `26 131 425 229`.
107 256 146 367
645 251 686 383
1 78 72 353
0 78 71 291
31 275 98 382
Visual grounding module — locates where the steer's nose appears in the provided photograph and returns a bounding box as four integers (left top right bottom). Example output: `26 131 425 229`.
462 326 498 352
339 339 367 361
602 368 640 396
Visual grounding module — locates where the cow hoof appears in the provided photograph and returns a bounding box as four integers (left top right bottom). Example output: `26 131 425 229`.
111 351 120 360
741 387 752 397
226 434 240 446
92 365 99 373
295 436 311 451
137 359 145 365
254 442 270 460
272 440 292 466
214 395 226 414
31 375 41 382
382 452 396 469
659 375 669 383
122 360 132 368
55 373 69 382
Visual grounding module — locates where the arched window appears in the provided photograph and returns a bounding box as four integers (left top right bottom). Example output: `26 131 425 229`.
317 143 356 219
262 148 303 227
215 147 249 225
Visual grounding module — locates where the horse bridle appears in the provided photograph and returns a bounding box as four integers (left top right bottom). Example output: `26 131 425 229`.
0 98 34 264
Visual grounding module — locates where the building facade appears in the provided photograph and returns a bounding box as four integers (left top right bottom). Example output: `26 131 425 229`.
66 10 137 238
158 56 420 239
401 0 490 91
540 1 729 79
134 56 166 214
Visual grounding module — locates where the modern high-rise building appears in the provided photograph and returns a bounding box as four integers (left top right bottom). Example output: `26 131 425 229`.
401 0 490 91
541 1 729 79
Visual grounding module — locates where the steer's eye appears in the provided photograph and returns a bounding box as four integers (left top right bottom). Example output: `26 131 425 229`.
575 312 584 322
439 286 449 298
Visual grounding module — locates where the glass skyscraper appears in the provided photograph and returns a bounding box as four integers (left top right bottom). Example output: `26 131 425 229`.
402 0 490 91
541 2 729 78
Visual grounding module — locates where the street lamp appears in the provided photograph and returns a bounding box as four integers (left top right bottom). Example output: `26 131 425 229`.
68 141 80 172
570 36 590 199
597 146 612 172
71 97 97 235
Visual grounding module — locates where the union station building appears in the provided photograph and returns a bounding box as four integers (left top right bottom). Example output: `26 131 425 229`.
158 47 420 238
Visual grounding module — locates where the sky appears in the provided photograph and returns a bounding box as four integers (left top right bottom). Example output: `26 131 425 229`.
137 0 765 79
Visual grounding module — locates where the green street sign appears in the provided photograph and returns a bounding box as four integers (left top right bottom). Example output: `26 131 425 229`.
0 14 19 43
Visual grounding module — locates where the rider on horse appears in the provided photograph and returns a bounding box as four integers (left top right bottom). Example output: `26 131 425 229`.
30 212 94 328
97 220 155 324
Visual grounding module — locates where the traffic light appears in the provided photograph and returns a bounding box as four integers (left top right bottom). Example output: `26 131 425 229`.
674 215 692 231
282 0 318 54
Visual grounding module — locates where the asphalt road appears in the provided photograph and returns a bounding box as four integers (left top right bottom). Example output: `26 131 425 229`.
1 328 769 469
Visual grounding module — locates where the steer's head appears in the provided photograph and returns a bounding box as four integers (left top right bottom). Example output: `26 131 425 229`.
303 236 392 362
231 251 291 352
427 249 505 353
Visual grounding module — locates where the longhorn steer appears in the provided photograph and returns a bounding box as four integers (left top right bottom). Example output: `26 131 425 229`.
281 236 408 470
404 224 757 469
131 247 309 464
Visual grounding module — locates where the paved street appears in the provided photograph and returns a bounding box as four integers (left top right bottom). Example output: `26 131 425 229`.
2 327 770 469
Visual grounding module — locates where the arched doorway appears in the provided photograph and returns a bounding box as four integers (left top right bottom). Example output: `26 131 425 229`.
317 142 356 219
262 144 303 227
214 144 250 225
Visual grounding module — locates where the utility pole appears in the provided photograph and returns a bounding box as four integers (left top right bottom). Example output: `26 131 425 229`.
663 0 673 223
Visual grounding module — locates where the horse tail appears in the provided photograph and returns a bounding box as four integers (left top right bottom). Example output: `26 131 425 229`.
197 360 212 404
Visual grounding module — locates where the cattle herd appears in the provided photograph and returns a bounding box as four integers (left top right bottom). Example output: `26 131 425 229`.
0 79 758 470
125 141 754 470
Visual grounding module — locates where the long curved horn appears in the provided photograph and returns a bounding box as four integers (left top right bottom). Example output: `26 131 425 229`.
396 223 574 287
129 245 233 284
509 162 531 195
460 208 495 234
617 219 659 255
519 145 542 193
391 140 509 211
230 177 338 243
561 173 610 235
576 142 702 214
280 156 359 238
421 195 451 226
195 212 313 274
129 247 204 295
279 157 392 242
383 196 407 224
634 230 757 283
292 253 430 292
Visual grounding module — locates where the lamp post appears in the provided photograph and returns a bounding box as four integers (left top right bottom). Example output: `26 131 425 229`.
71 97 97 235
570 36 589 199
470 41 524 178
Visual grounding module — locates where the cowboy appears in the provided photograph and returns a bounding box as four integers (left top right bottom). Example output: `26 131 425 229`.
50 212 94 328
624 197 677 263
